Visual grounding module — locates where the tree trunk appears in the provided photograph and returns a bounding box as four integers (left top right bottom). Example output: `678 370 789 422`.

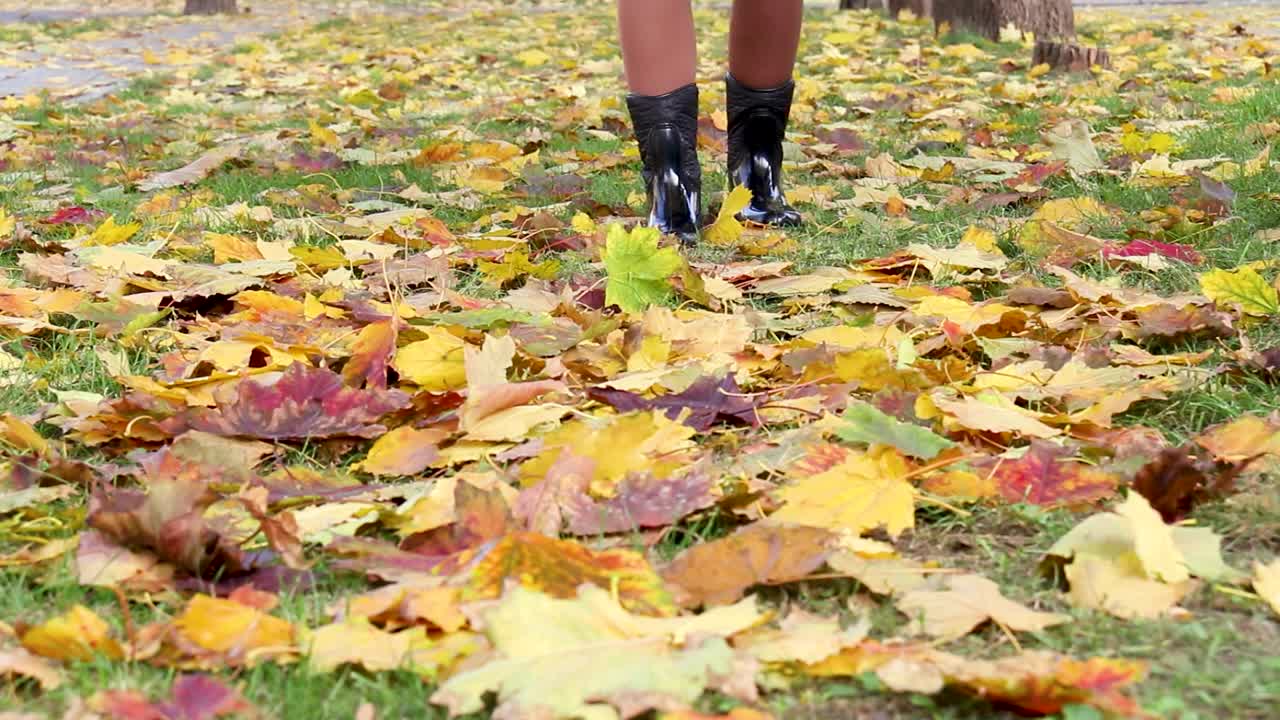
931 0 1075 41
839 0 882 9
184 0 238 15
1033 39 1110 71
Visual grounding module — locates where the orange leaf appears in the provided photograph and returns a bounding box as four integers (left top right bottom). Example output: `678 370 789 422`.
464 532 676 617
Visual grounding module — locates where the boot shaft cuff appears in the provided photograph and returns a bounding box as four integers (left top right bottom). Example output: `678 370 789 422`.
725 73 795 128
624 83 700 146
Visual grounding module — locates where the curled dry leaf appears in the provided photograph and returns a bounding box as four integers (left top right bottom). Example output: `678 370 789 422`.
895 573 1070 640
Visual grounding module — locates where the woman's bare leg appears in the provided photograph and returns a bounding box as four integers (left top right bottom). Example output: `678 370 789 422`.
729 0 804 89
616 0 697 96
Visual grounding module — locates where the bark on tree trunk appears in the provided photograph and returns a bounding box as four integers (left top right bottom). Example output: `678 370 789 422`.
184 0 238 15
931 0 1075 41
1033 39 1111 71
839 0 884 9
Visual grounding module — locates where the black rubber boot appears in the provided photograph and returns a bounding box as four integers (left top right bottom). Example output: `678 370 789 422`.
625 84 702 246
726 74 802 227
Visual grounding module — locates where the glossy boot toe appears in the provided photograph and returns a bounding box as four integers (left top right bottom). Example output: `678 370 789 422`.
726 73 802 228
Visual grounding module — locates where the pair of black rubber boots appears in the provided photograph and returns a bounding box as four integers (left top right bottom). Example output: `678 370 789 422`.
625 75 801 246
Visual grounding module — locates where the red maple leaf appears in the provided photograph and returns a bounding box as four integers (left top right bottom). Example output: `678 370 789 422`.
977 441 1118 508
188 363 410 440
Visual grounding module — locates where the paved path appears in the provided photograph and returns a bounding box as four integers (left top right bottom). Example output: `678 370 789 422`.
0 0 413 102
1 0 1278 101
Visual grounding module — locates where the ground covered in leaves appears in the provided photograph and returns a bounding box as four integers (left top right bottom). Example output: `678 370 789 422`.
0 2 1279 719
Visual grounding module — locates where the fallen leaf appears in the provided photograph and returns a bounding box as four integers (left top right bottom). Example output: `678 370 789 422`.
465 532 676 616
90 675 256 720
357 425 447 477
603 224 684 312
771 449 915 538
1253 559 1280 617
587 374 762 432
431 585 761 720
308 618 481 677
19 605 125 662
836 402 954 460
704 185 753 246
0 648 62 690
1199 267 1279 316
895 573 1069 639
662 523 833 608
173 594 295 661
978 442 1118 508
138 134 274 191
187 363 411 440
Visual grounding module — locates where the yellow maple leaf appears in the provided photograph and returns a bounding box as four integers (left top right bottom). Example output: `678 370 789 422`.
912 295 1020 334
896 574 1069 639
772 448 915 537
960 225 999 252
358 426 448 476
518 411 696 495
1030 197 1113 230
19 605 124 662
1199 267 1279 316
394 327 468 391
1115 493 1190 583
456 165 511 194
0 207 15 240
82 216 142 247
308 120 343 151
175 594 295 654
308 618 480 676
570 212 597 236
1253 559 1280 617
1245 144 1272 176
703 185 753 246
205 232 263 263
433 585 760 719
1064 554 1192 620
514 49 550 67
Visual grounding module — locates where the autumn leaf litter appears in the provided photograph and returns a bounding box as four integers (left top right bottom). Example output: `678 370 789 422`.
0 3 1279 719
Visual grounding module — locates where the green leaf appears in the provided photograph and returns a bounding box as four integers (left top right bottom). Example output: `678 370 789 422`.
836 402 955 460
603 224 683 313
410 308 546 329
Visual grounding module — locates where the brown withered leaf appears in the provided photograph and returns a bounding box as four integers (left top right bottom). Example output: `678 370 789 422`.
75 529 176 594
0 648 62 690
87 450 249 579
662 522 834 608
1131 446 1244 523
